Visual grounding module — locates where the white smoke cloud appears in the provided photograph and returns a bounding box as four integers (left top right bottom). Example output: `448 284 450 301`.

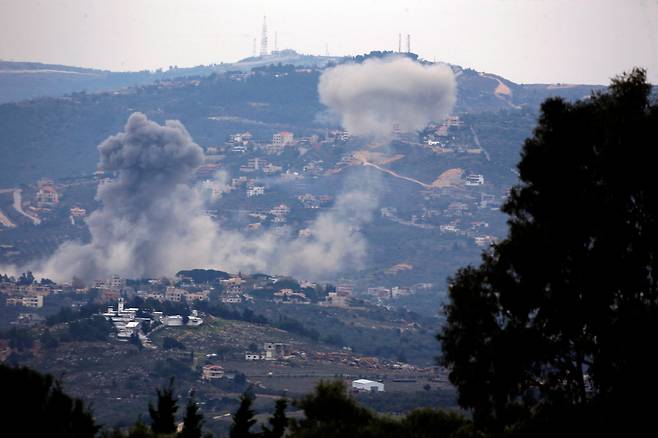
318 56 456 139
29 112 376 282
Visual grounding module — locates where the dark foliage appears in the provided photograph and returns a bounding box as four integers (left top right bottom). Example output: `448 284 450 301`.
163 336 186 350
176 269 231 284
230 390 257 438
262 398 288 438
179 392 205 438
148 378 178 435
0 364 99 437
65 315 113 342
287 381 469 438
439 69 658 435
0 327 34 351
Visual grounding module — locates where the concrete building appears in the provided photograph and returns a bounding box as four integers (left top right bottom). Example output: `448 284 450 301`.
465 174 485 186
36 184 59 207
264 342 292 360
164 287 186 302
202 364 225 380
247 185 265 197
352 379 384 392
245 353 263 361
272 131 294 148
6 295 44 308
323 291 349 308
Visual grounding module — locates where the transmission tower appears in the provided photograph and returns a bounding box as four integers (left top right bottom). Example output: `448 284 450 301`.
260 16 269 56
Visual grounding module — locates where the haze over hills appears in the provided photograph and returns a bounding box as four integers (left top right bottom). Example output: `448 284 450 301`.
0 50 343 104
0 50 602 105
0 51 611 300
0 51 605 187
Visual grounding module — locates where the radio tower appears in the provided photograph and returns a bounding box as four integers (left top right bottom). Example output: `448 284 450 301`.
260 16 269 57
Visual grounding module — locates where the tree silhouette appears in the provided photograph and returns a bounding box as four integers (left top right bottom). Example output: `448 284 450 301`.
290 381 373 438
262 398 288 438
230 390 257 438
0 364 99 437
148 378 179 435
439 69 658 435
179 391 204 438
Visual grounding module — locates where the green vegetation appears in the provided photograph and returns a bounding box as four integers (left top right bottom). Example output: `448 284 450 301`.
0 363 99 437
439 69 658 436
148 378 179 435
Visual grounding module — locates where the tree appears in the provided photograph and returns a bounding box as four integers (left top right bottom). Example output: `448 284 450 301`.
262 398 288 438
179 392 204 438
438 69 658 435
40 329 59 350
17 271 35 285
0 364 99 437
129 332 143 350
163 336 186 350
290 381 373 438
230 390 257 438
149 378 179 435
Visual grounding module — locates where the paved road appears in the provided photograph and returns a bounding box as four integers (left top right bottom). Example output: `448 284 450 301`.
0 209 16 228
470 127 491 162
12 189 41 225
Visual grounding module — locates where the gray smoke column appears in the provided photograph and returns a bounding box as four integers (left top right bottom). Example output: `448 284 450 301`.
35 112 377 282
318 56 456 139
38 112 208 280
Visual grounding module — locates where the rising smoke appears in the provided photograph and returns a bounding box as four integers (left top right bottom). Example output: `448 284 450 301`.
318 55 456 139
19 57 456 282
33 112 376 282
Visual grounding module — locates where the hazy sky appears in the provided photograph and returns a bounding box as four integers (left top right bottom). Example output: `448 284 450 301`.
1 0 657 84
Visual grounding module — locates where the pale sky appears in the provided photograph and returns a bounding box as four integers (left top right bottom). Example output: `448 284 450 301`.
1 0 657 84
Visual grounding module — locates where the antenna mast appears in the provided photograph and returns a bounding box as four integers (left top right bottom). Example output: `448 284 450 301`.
260 16 268 56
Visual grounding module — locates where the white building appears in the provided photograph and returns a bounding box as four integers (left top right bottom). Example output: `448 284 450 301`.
272 131 294 147
202 364 225 380
247 185 265 197
352 379 384 392
465 174 485 186
245 353 262 361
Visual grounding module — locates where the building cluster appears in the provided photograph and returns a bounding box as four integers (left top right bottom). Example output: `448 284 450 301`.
366 283 433 301
1 278 54 309
35 181 60 208
322 284 353 308
245 342 293 361
102 297 203 341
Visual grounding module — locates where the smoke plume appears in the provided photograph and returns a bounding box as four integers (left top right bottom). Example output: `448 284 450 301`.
34 112 375 282
318 56 456 139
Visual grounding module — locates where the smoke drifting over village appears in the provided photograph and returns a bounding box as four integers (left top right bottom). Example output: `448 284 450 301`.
318 56 456 139
32 112 375 282
8 57 459 283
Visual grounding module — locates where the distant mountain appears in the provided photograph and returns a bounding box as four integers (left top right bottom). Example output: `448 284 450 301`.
0 51 604 106
0 60 215 104
0 53 610 186
0 51 341 104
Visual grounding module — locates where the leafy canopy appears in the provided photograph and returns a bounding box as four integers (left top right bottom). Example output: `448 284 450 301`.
439 69 658 435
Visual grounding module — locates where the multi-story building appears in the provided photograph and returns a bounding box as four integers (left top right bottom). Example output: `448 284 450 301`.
272 131 294 148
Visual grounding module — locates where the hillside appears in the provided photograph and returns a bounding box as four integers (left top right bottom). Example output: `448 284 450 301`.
0 51 340 105
0 56 603 187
